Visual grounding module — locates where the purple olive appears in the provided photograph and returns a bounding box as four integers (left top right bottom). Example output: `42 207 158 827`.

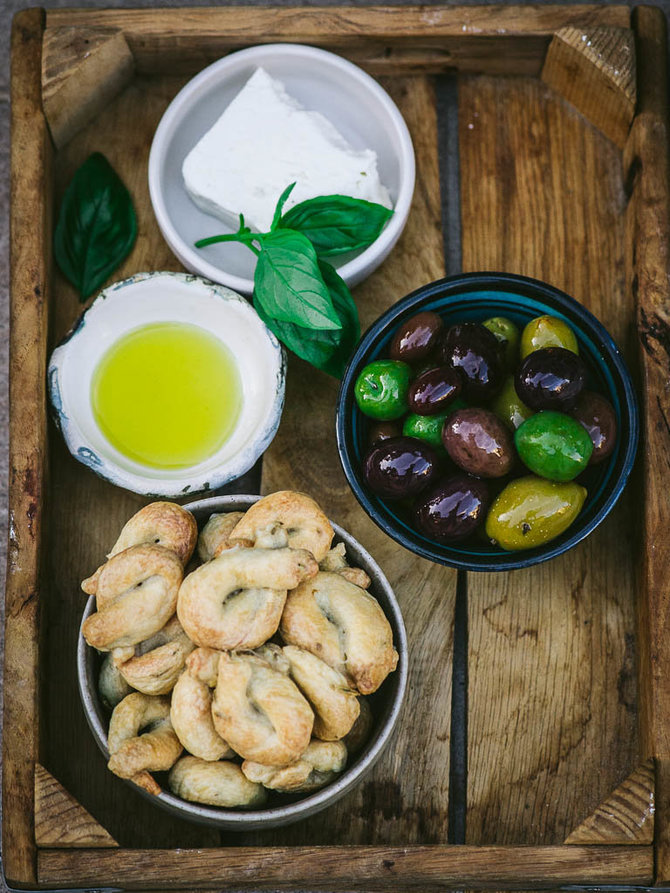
408 366 462 416
367 421 402 448
442 408 514 478
414 475 491 542
389 311 443 363
515 347 586 411
363 436 440 500
569 390 617 464
436 323 504 401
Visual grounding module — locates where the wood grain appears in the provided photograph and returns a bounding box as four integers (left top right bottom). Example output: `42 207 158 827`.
459 75 638 844
541 26 636 148
4 8 50 888
47 6 630 77
42 26 135 149
624 5 670 883
255 76 454 847
35 763 119 847
564 758 654 844
38 844 652 889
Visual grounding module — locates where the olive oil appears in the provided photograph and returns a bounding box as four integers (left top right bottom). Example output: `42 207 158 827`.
92 322 241 469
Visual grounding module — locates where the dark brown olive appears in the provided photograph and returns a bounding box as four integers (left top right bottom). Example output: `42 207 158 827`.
363 436 440 500
442 408 514 478
514 347 586 411
408 366 462 416
436 322 504 401
389 311 444 363
367 421 402 448
569 390 617 464
414 474 491 542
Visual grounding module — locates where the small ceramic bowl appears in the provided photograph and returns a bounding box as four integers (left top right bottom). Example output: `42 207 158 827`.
77 493 408 829
48 272 285 497
148 43 415 296
336 272 639 572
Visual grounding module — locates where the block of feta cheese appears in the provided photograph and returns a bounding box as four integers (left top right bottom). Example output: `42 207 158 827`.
182 67 392 233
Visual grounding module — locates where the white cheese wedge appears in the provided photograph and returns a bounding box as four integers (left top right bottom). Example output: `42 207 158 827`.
182 67 392 233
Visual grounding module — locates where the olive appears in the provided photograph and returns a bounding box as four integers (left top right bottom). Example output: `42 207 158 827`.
415 475 491 542
402 412 449 449
408 366 462 416
442 408 515 478
354 360 411 420
569 391 617 464
436 323 504 401
485 475 587 550
515 347 586 411
491 374 533 430
520 315 579 358
389 311 444 363
368 421 402 448
363 436 440 500
483 316 520 368
515 411 593 481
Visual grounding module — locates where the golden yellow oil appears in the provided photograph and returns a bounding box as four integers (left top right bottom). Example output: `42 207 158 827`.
92 322 241 469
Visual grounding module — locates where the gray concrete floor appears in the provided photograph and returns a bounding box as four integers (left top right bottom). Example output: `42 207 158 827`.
1 0 669 889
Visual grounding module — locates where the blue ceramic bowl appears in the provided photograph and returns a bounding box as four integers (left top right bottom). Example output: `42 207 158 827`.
336 272 639 572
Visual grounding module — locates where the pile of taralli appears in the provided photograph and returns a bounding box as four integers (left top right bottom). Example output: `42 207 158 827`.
81 491 399 808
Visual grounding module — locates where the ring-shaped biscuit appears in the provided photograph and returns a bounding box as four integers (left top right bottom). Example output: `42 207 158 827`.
229 491 334 561
211 651 313 765
116 616 195 695
83 503 197 595
283 645 360 740
242 740 347 793
319 543 371 589
197 512 248 562
99 653 133 710
169 756 267 807
82 545 183 652
107 692 182 794
280 572 398 695
177 546 317 650
171 664 234 761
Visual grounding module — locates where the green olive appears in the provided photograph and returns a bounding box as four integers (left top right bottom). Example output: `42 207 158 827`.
483 316 520 367
354 360 411 420
520 315 579 358
485 475 587 550
490 375 533 430
402 412 449 449
515 411 593 481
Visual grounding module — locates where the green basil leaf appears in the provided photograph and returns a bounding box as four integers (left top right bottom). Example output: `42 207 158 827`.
253 260 360 378
54 153 137 301
253 229 341 331
278 194 393 257
270 182 296 231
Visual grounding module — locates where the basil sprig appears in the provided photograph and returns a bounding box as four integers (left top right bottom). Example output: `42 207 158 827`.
54 153 137 301
195 184 392 377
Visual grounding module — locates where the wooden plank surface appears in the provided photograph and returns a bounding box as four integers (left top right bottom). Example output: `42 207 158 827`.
47 6 630 77
4 8 50 888
624 5 670 884
255 76 454 847
37 844 653 889
458 75 639 843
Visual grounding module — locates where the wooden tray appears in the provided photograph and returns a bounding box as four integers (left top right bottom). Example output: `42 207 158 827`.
6 4 670 889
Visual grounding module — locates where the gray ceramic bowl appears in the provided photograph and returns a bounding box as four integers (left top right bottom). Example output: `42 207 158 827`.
77 494 408 829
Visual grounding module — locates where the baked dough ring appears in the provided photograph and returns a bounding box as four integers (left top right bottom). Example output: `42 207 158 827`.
177 546 318 650
82 545 183 652
319 543 371 590
169 756 267 808
83 503 197 595
280 572 398 695
229 491 334 561
242 740 347 793
343 697 373 755
171 661 234 761
116 616 195 695
211 651 313 765
107 692 182 794
197 512 248 562
99 653 133 710
283 645 360 740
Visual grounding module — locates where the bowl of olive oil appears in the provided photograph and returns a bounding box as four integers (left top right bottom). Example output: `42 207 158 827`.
48 271 285 496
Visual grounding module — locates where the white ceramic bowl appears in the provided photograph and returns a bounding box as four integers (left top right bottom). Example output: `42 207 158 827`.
48 272 285 496
148 43 415 296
